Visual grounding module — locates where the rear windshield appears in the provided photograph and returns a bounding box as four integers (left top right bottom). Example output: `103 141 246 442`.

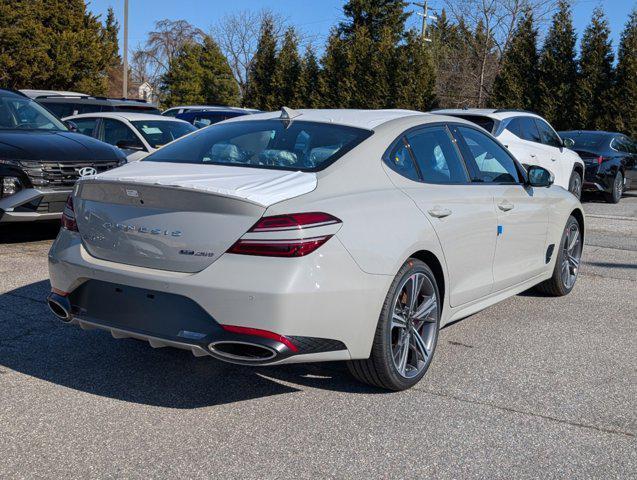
131 120 196 148
559 132 608 149
448 115 495 133
114 105 161 115
144 119 373 171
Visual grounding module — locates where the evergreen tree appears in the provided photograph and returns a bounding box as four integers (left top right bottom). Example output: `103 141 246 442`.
536 0 578 130
338 0 408 42
0 0 119 95
614 9 637 137
272 28 302 108
298 46 321 108
318 31 354 108
574 7 614 130
489 8 538 110
103 7 125 97
393 31 437 110
161 36 239 107
243 16 277 110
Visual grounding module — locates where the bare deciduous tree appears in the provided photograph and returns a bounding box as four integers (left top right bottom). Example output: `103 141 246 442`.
443 0 557 106
211 9 287 96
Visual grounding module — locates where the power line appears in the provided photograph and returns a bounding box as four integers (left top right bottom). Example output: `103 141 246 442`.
411 1 438 43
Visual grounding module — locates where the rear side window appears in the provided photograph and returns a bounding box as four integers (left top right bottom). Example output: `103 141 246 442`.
456 126 521 184
505 117 541 142
406 127 467 184
535 119 562 148
145 119 373 171
387 139 420 181
40 101 74 118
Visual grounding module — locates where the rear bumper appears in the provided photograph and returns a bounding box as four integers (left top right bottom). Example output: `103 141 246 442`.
0 187 70 223
48 229 391 363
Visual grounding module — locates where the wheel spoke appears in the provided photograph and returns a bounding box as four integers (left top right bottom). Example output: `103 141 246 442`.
391 312 408 330
410 327 429 362
568 229 579 251
568 254 579 269
397 332 410 375
408 274 423 314
413 296 437 322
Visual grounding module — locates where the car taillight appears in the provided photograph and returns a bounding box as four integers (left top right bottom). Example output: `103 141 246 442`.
248 212 341 232
597 156 605 165
61 195 78 232
227 212 341 257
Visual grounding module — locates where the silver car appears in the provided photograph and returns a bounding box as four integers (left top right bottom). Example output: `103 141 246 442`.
47 108 584 391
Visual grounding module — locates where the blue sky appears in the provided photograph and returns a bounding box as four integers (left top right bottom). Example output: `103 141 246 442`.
87 0 637 55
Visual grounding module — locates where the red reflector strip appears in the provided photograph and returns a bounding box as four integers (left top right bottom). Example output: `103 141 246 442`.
227 235 332 257
61 195 78 232
51 288 69 297
220 325 299 352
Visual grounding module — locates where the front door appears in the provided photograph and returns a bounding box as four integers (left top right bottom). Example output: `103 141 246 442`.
453 125 549 291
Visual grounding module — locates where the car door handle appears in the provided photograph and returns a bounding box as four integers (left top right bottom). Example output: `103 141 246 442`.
498 201 514 212
428 207 452 218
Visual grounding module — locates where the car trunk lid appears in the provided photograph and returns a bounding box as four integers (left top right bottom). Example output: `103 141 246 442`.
73 163 317 273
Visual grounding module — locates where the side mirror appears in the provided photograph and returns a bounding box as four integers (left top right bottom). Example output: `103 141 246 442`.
63 120 78 132
116 139 145 151
527 165 554 188
562 137 575 149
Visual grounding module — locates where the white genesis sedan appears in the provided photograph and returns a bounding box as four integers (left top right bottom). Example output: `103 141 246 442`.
47 108 584 391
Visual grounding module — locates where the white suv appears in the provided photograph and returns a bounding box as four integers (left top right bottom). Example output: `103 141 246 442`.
435 109 585 198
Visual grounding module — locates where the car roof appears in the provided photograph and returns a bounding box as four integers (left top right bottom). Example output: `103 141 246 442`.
64 112 189 122
433 108 544 121
559 130 622 137
0 88 30 99
225 108 434 130
20 89 87 98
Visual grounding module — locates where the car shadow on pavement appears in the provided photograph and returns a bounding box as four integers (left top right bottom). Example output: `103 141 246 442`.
0 221 60 244
0 280 384 409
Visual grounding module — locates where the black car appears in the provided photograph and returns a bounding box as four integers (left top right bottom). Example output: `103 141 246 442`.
175 108 257 128
559 130 637 203
0 89 126 223
34 94 161 119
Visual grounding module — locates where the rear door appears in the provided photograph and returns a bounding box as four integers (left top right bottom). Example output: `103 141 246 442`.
454 125 549 290
385 124 497 307
500 116 547 170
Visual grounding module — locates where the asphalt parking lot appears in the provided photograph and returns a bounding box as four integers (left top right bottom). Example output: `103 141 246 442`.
1 193 635 479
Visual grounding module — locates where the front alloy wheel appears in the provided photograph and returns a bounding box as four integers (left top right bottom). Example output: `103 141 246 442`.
535 215 582 296
348 259 440 390
568 171 582 200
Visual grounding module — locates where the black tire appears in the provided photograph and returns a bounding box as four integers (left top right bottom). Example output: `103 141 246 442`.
604 171 623 203
348 259 441 391
535 216 582 296
568 171 582 200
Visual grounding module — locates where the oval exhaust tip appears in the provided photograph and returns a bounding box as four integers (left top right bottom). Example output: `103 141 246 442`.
208 341 277 362
47 294 72 322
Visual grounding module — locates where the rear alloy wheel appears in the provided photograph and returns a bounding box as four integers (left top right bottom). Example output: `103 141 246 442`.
604 171 623 203
535 216 582 296
568 171 582 200
348 259 440 391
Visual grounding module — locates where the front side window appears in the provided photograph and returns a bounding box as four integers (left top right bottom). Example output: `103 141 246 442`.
101 118 144 148
0 96 66 131
456 126 521 184
535 119 562 148
406 127 467 184
145 119 373 171
131 120 196 148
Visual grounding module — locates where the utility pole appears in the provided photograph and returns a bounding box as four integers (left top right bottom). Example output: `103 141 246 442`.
122 0 128 98
411 1 437 43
